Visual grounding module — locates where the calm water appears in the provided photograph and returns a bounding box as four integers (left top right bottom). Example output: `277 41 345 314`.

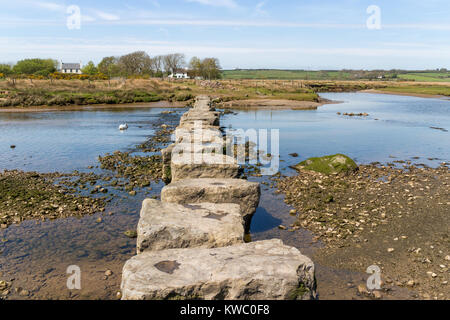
0 93 449 299
0 107 187 172
222 92 450 169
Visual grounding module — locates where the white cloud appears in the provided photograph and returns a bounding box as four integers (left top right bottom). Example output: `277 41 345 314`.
254 1 268 17
95 11 120 21
35 1 64 12
185 0 238 9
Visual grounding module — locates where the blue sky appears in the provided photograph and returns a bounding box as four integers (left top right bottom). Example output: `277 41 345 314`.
1 0 450 69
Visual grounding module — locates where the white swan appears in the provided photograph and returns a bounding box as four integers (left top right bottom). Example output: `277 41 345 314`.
119 124 128 131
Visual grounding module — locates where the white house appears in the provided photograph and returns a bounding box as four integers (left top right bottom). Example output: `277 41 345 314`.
168 72 189 79
60 61 82 74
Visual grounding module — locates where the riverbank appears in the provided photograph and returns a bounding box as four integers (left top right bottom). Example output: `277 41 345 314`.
0 101 187 113
219 97 337 110
361 89 450 100
276 162 449 300
1 79 449 112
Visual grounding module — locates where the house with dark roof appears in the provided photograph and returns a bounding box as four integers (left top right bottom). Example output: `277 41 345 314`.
60 61 82 74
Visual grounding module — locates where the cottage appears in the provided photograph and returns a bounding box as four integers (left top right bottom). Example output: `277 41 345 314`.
60 62 82 74
168 72 189 79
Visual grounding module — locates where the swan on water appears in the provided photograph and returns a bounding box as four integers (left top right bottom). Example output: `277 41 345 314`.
119 124 128 130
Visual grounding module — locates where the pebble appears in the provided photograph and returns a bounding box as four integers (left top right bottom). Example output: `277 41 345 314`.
387 248 395 253
105 270 113 277
357 284 368 295
129 190 137 196
278 225 287 230
116 291 122 299
372 291 383 299
445 255 450 261
96 217 102 223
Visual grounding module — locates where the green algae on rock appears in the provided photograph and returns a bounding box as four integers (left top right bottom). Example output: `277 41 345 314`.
294 154 358 175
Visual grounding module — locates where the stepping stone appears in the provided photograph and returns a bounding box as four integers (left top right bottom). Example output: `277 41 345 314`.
137 199 243 253
175 126 223 144
193 95 213 111
121 239 317 300
171 153 239 181
161 178 260 232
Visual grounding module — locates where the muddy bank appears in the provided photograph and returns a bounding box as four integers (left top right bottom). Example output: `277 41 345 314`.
0 101 187 113
276 162 449 300
219 98 337 110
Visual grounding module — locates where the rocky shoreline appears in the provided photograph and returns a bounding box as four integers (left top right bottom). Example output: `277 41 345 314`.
276 160 449 300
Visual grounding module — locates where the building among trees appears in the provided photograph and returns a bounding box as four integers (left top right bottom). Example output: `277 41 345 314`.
168 71 190 79
60 62 82 74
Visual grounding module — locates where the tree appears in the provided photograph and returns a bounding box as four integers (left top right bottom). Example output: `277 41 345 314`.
12 58 57 76
118 51 152 76
0 64 12 76
81 61 98 75
163 53 186 75
151 55 164 77
98 56 121 78
202 58 222 80
189 56 203 78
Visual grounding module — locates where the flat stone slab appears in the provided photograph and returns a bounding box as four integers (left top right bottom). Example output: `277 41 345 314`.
193 95 213 111
161 178 260 231
121 239 317 300
171 153 239 181
173 142 224 154
137 199 244 253
175 127 223 144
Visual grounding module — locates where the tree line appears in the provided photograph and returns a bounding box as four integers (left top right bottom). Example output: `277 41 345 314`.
0 52 222 80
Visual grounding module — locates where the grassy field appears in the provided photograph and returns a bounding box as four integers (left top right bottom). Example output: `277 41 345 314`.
0 78 320 108
222 69 450 82
222 69 353 80
397 72 450 82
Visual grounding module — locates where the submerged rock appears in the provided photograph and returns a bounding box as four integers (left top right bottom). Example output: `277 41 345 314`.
121 239 316 300
137 199 243 253
294 154 358 175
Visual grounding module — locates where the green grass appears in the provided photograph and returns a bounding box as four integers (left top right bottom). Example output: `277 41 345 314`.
381 85 450 96
222 69 450 82
222 69 352 80
397 72 450 82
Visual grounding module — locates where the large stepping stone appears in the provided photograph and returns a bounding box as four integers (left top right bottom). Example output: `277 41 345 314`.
175 126 223 144
161 178 260 232
137 199 243 253
121 239 317 300
171 153 239 181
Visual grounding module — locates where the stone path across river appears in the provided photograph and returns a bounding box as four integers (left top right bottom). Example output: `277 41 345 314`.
120 95 317 300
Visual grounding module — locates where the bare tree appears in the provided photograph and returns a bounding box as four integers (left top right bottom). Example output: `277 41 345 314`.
151 55 164 77
163 53 186 75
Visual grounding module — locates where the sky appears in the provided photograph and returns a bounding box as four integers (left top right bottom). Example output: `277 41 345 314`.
1 0 450 70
